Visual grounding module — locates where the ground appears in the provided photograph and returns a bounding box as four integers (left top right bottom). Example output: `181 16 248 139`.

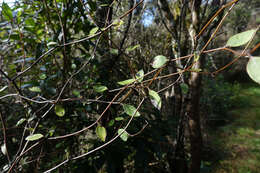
207 83 260 173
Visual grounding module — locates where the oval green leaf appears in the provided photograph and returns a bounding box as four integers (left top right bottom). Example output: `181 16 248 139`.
93 85 108 93
180 83 189 94
126 44 140 52
115 117 124 121
246 56 260 84
47 42 58 47
2 2 13 22
29 86 41 92
89 27 99 36
149 89 161 110
123 104 140 117
117 79 135 85
25 134 44 141
55 105 65 117
226 29 257 47
118 128 129 142
96 125 107 142
135 69 144 82
16 118 26 126
152 55 168 68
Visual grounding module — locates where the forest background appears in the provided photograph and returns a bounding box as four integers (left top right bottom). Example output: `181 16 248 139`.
0 0 260 172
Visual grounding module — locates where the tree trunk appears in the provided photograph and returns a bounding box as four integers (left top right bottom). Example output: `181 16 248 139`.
187 59 203 173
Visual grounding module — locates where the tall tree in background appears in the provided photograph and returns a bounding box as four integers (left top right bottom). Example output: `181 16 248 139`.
157 0 225 172
0 0 259 172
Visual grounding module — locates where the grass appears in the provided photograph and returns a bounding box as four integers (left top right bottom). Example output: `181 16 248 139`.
208 83 260 173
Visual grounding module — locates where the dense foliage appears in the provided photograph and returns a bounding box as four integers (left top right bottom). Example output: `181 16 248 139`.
0 0 259 172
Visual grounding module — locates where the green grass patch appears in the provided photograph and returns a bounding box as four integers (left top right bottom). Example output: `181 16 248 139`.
209 84 260 173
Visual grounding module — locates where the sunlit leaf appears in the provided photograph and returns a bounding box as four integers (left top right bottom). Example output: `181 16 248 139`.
96 125 107 142
117 79 135 85
89 27 99 36
1 144 7 155
135 69 144 82
149 89 161 110
226 29 257 47
100 4 109 7
152 55 168 68
246 56 260 84
39 74 47 80
25 134 44 141
118 128 129 141
55 105 65 117
126 44 140 52
2 2 13 22
112 19 124 29
93 85 108 93
71 64 76 69
16 118 26 126
48 129 55 137
115 117 124 121
123 104 140 117
29 86 41 92
47 42 58 47
25 18 35 27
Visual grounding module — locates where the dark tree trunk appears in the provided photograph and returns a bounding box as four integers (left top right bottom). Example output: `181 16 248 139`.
186 58 203 173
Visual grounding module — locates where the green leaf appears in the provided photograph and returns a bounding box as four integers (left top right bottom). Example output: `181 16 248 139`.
96 125 107 142
194 51 200 62
71 64 76 69
126 44 140 52
123 104 140 117
180 83 189 94
149 89 161 110
2 2 13 22
39 74 47 80
48 129 55 137
135 69 144 82
25 134 44 141
112 19 124 29
152 55 168 68
72 90 81 97
29 86 41 92
117 79 135 85
108 120 115 127
118 128 129 141
246 56 260 84
47 42 58 47
93 85 108 93
115 117 124 121
55 105 65 117
226 29 257 47
25 18 35 27
16 118 26 126
89 27 99 36
100 4 109 7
